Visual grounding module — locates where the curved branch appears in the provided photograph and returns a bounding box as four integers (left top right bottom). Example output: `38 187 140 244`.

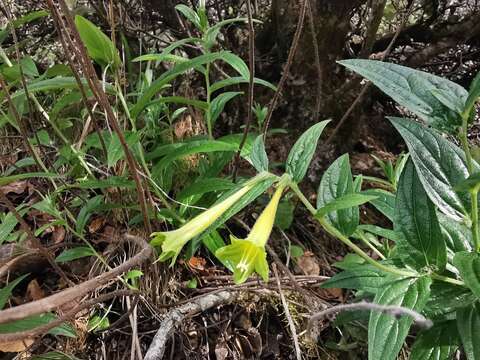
0 235 152 325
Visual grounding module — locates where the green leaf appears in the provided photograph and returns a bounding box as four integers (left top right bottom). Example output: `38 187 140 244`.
153 140 237 174
465 70 480 116
368 276 432 360
286 120 330 183
56 246 96 263
339 59 467 131
219 52 250 79
0 206 28 244
321 266 387 294
132 37 199 62
439 214 472 253
410 321 459 360
274 200 294 230
290 245 304 258
0 274 29 310
131 51 244 119
76 195 103 235
0 10 48 44
74 15 121 69
210 91 242 124
75 176 135 189
107 132 140 167
0 172 59 186
249 135 269 172
317 154 359 236
357 225 401 242
175 5 202 30
177 178 235 201
210 76 276 93
455 172 480 192
317 193 377 218
457 303 480 360
394 160 447 271
363 189 396 222
390 117 474 221
453 251 480 298
424 282 476 319
31 352 77 360
0 313 76 338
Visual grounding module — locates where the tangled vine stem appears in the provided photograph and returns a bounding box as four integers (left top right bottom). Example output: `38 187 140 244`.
307 301 433 337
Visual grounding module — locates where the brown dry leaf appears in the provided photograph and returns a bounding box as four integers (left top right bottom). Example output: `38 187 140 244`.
88 217 105 234
0 180 28 195
319 287 344 301
52 226 66 244
297 251 320 276
188 256 206 271
26 279 45 301
0 339 34 352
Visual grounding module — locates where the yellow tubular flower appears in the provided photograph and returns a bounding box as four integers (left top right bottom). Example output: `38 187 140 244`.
150 173 270 265
216 180 288 284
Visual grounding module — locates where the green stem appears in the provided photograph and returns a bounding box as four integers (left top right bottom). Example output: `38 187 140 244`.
471 188 480 252
430 273 464 287
290 183 413 277
205 62 213 139
459 111 479 251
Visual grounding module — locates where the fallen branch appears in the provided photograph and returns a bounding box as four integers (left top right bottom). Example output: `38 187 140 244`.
307 301 433 338
144 290 237 360
0 234 152 325
0 290 135 342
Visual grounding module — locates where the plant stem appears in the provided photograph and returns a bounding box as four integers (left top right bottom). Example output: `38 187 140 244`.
471 188 480 252
290 183 414 277
205 62 213 139
460 111 479 251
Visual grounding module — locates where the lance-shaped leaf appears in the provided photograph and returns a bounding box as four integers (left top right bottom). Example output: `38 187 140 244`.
390 117 475 221
457 303 480 360
453 251 480 298
410 321 459 360
286 120 330 183
317 154 359 236
394 160 447 271
339 59 467 131
368 276 432 360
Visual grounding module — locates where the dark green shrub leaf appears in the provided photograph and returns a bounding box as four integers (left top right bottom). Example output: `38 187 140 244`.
410 321 459 360
368 276 432 360
394 160 447 271
286 121 330 183
453 251 480 298
321 266 388 294
249 135 269 172
317 153 359 236
424 282 477 319
75 15 121 69
55 247 96 263
339 59 467 131
390 117 474 221
439 214 472 253
457 303 480 360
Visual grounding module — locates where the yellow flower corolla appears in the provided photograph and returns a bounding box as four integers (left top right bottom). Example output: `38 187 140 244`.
216 180 288 284
150 173 269 265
